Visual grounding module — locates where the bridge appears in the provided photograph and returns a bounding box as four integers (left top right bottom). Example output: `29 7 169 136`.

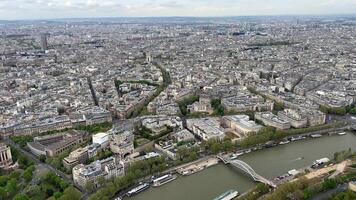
217 155 277 188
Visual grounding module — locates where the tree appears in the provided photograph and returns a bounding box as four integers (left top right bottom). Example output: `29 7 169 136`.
13 193 29 200
58 186 81 200
39 155 46 162
222 140 234 152
23 165 35 182
303 188 314 200
85 181 95 193
321 178 337 191
5 178 18 197
211 142 222 154
256 183 270 195
0 187 6 200
54 191 63 199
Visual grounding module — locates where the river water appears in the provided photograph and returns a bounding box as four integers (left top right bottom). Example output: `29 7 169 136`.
129 133 356 200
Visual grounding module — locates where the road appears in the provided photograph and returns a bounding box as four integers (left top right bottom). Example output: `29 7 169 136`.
4 139 89 199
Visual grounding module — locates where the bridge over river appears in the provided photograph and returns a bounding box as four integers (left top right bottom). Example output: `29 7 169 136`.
217 155 277 188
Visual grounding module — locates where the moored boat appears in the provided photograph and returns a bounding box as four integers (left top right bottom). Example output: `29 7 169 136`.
213 190 239 200
310 134 322 138
126 183 150 197
152 174 177 187
279 139 290 145
338 132 347 136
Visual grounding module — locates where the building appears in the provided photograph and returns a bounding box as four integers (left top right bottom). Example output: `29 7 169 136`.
63 142 102 170
0 143 13 169
92 132 109 148
110 130 134 159
187 96 213 114
255 112 291 130
0 107 112 138
141 115 183 135
40 33 48 50
186 118 225 141
277 109 308 128
72 156 124 188
172 129 195 143
300 109 326 126
27 130 87 157
63 147 89 170
222 115 264 134
348 181 356 192
221 92 274 113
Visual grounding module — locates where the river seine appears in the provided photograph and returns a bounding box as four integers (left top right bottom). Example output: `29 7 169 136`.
129 133 356 200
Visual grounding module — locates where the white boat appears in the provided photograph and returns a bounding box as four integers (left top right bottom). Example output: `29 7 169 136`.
279 140 290 145
126 183 150 196
244 149 252 154
152 174 177 187
229 154 238 160
291 136 306 141
214 190 239 200
235 152 244 156
310 134 322 138
337 132 347 136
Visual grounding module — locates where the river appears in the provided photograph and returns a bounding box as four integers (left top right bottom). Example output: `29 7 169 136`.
129 133 356 200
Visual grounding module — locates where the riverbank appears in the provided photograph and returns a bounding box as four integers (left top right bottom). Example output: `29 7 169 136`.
176 157 219 176
127 133 356 200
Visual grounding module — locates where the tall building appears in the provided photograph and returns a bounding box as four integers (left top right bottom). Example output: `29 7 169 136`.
0 143 13 169
40 33 48 50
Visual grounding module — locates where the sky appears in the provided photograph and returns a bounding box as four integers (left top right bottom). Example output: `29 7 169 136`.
1 0 356 20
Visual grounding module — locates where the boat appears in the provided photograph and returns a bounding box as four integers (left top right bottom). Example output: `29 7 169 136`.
229 153 238 160
115 197 122 200
312 157 330 168
126 183 150 197
279 140 290 145
291 136 306 141
337 132 347 136
310 134 322 138
244 149 252 154
235 152 244 156
213 190 239 200
152 174 177 187
180 167 204 176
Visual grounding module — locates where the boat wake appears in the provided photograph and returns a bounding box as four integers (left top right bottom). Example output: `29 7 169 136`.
290 157 304 162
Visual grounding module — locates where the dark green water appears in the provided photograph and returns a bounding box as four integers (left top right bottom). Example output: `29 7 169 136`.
129 133 356 200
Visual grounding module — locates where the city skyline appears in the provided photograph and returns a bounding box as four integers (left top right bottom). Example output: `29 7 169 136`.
1 0 356 20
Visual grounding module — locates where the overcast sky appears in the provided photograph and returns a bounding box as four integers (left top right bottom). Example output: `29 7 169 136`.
1 0 356 20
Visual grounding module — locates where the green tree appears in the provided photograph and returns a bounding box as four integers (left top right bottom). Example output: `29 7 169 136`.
13 193 29 200
5 178 18 197
321 178 337 191
58 186 81 200
211 142 222 154
303 188 314 200
85 181 95 193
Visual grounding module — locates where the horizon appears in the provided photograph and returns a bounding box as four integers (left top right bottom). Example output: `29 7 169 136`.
1 13 356 22
1 0 356 20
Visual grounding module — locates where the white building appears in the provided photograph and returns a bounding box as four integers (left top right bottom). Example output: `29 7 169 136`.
222 115 264 134
92 132 109 148
73 156 124 188
186 118 225 141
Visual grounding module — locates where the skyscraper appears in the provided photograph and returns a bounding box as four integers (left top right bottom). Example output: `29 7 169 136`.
40 33 48 50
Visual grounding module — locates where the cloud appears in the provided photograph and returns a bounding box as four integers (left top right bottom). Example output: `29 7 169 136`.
0 0 356 20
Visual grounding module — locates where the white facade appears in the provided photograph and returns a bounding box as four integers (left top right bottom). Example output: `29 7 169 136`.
92 132 109 147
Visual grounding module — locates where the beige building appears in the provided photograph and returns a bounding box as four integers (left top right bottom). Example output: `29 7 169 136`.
73 156 124 188
222 115 264 134
0 143 13 169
